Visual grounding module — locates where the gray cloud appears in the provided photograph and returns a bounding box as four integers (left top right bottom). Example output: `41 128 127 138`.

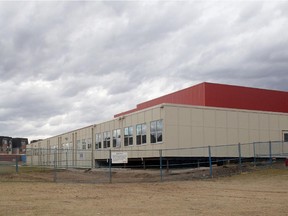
0 1 287 141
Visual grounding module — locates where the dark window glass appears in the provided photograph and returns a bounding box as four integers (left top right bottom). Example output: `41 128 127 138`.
136 135 141 145
124 137 129 146
129 137 133 145
151 133 156 143
142 135 146 144
284 133 288 142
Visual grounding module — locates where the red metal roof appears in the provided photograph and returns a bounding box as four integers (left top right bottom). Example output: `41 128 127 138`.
114 82 288 117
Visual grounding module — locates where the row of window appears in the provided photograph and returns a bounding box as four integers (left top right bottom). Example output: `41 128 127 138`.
95 120 163 149
32 120 163 150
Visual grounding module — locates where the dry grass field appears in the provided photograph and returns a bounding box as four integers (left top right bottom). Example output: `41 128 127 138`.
0 168 287 216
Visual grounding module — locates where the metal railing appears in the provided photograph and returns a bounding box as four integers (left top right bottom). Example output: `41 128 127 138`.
1 141 288 183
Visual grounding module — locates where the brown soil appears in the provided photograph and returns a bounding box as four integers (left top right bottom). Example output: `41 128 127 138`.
0 168 287 216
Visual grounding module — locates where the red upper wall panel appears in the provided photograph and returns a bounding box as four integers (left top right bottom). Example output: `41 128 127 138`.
204 83 288 113
114 82 288 118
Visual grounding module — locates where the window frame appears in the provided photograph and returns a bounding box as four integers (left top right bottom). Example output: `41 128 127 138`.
77 140 81 150
95 133 102 149
124 126 134 146
87 138 92 149
103 131 111 149
150 119 163 144
82 139 87 150
136 123 147 145
113 129 121 148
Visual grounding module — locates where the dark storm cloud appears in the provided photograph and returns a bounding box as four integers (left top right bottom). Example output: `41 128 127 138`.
0 1 287 141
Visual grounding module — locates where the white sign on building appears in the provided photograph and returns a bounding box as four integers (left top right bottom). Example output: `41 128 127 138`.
112 152 128 164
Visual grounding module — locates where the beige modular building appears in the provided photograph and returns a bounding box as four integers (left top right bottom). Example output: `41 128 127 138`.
27 83 288 168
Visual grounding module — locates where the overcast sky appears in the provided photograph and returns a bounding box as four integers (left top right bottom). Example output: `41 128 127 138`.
0 0 288 142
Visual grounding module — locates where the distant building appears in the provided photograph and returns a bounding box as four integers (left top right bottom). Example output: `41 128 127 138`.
0 136 12 154
0 136 28 155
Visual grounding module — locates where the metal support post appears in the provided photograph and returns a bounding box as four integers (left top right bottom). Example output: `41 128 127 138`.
53 151 57 182
16 156 19 173
269 141 272 165
66 150 68 169
253 142 256 166
109 149 112 183
208 146 212 178
159 149 163 181
238 143 242 172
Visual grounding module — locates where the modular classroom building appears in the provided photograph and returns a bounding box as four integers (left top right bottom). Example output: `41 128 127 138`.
27 82 288 167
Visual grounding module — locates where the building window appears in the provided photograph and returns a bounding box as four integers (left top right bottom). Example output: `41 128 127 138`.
284 132 288 142
87 138 92 149
136 124 146 145
113 129 121 148
95 133 102 149
77 140 81 149
103 131 111 148
150 120 163 143
82 139 87 150
124 126 133 146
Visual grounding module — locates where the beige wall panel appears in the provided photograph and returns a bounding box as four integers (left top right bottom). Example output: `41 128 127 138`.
259 130 269 142
215 128 227 145
203 109 215 127
144 109 153 122
165 106 178 125
227 111 238 129
109 121 114 130
137 112 145 123
191 108 203 127
215 110 227 128
269 130 281 141
259 114 269 130
249 130 260 143
238 129 249 144
191 126 204 147
179 126 191 148
240 143 253 157
226 145 239 157
152 108 161 120
249 113 259 130
238 112 249 129
131 114 138 125
95 126 101 133
204 127 215 146
102 122 110 132
179 107 191 126
123 116 132 127
165 125 178 148
113 119 120 129
227 128 238 144
211 145 229 157
193 147 209 157
269 114 279 130
283 141 288 153
100 124 105 132
270 141 284 155
279 115 288 129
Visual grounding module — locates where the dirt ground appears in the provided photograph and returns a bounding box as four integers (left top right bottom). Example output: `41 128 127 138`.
0 168 287 216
